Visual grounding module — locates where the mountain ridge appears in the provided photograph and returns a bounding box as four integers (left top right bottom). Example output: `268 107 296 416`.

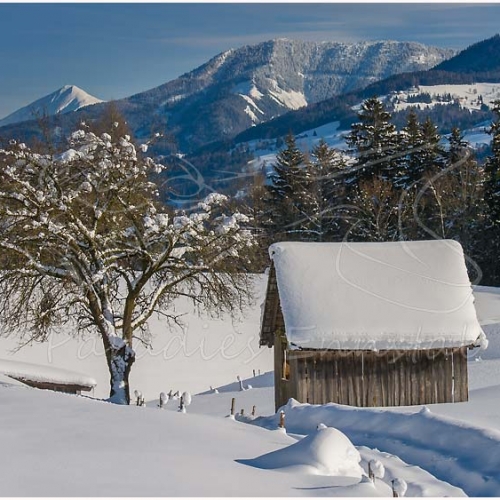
0 38 453 151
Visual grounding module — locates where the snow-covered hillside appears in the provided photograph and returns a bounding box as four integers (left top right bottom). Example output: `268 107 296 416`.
0 85 103 127
0 274 273 400
244 83 498 171
1 284 500 496
392 83 500 113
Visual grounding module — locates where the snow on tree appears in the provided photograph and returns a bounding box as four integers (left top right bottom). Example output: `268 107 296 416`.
0 128 256 404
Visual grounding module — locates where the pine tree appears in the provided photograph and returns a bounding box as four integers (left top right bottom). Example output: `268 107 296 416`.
480 100 500 284
263 134 310 241
396 109 425 189
419 117 445 173
484 100 500 224
345 97 399 184
308 140 349 241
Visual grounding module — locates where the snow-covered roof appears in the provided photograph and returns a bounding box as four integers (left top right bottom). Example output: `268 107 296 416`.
269 240 484 350
0 358 96 388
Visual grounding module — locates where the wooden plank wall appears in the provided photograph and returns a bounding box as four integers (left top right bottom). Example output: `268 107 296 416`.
275 347 470 410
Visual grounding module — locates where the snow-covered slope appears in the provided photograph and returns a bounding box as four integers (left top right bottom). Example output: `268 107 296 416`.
0 370 466 497
392 82 500 112
1 284 500 495
0 85 103 127
0 274 273 400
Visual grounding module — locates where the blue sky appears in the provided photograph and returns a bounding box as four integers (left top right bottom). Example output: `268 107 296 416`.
1 2 500 118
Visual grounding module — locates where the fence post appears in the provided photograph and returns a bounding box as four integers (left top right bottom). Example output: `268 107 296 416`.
252 405 256 416
279 410 285 429
230 397 235 417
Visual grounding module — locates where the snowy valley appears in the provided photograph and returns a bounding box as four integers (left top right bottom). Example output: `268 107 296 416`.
1 282 500 497
3 24 500 500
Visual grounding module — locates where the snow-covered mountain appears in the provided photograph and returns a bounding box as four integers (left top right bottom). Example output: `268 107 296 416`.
116 39 453 150
0 85 103 127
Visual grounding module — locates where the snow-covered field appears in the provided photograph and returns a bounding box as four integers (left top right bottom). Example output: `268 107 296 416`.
393 83 500 112
1 282 500 496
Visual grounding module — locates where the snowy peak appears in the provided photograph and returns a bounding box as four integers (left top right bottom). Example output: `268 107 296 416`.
0 85 104 127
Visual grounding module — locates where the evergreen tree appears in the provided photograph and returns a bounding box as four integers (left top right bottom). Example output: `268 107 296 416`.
419 117 445 173
480 100 500 284
308 140 349 241
345 97 399 184
396 109 425 189
484 100 500 224
263 134 310 241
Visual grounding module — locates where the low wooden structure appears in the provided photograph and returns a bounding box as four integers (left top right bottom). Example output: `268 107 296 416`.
7 376 94 395
260 240 485 410
0 358 96 395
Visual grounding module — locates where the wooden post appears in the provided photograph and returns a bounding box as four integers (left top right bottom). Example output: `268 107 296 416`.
240 409 244 416
179 395 185 412
252 405 256 416
253 369 256 377
230 397 235 416
368 461 374 481
391 479 406 498
237 375 244 391
279 410 285 429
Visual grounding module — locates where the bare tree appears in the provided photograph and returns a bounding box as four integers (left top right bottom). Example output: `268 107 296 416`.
0 127 256 404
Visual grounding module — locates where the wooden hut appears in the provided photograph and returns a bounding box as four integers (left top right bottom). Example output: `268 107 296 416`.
260 240 486 410
0 358 96 395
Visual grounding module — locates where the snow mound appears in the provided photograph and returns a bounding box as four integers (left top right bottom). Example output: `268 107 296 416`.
253 398 500 496
241 426 363 477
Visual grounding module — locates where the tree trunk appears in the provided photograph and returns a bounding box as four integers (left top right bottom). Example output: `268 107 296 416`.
106 343 136 405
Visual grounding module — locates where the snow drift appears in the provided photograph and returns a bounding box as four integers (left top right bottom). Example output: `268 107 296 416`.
240 426 363 477
253 398 500 496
